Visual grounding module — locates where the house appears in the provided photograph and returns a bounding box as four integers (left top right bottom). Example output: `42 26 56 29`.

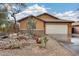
18 13 74 35
72 21 79 34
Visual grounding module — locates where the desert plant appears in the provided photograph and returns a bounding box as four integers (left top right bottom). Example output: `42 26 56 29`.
40 35 48 48
27 17 37 38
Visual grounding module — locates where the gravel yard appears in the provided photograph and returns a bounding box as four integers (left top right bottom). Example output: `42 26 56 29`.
0 35 74 56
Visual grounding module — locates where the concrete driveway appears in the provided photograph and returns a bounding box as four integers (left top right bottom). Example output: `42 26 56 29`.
71 37 79 45
49 34 79 56
64 37 79 56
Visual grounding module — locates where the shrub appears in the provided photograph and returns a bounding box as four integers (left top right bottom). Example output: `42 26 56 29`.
40 35 48 48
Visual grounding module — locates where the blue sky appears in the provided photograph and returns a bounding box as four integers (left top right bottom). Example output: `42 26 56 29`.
26 3 79 14
16 3 79 21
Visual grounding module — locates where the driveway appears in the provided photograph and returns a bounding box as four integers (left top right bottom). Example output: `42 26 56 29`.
49 34 79 56
63 37 79 56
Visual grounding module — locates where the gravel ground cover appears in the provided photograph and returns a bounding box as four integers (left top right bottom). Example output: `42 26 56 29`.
0 34 74 56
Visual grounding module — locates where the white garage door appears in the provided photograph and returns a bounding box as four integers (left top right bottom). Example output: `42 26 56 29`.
46 23 68 34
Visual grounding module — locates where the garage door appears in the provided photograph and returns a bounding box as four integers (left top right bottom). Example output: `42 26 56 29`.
46 23 68 34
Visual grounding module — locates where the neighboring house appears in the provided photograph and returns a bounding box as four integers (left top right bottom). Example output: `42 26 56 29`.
18 13 74 35
72 21 79 34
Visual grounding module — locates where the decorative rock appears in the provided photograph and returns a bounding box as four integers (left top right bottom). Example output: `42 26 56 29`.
9 33 17 39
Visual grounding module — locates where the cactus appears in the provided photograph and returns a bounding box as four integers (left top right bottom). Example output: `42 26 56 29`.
40 35 48 48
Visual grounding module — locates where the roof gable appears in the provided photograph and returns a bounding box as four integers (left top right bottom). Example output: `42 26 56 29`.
18 13 74 23
37 13 74 23
18 15 45 22
37 13 59 20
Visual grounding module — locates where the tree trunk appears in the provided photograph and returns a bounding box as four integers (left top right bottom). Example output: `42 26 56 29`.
13 14 17 33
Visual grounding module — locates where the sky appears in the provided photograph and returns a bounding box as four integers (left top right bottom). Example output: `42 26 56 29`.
16 3 79 21
26 3 79 13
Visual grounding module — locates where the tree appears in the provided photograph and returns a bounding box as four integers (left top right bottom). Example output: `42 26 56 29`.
0 4 9 32
27 17 37 38
4 3 27 33
0 3 27 33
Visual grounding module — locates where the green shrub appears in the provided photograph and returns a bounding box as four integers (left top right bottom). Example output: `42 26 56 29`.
40 35 48 48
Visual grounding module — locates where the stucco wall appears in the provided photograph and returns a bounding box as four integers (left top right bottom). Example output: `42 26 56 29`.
37 14 58 21
19 17 44 30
